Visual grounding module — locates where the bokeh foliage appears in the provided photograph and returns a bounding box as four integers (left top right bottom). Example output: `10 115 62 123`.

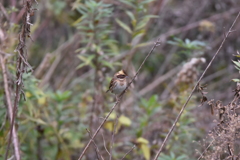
1 0 240 159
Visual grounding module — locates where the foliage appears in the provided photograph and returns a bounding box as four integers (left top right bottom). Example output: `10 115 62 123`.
167 37 207 64
137 95 161 137
1 0 240 159
232 58 240 82
14 73 86 159
75 0 118 70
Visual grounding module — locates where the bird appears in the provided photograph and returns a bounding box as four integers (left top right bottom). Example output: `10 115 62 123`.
106 70 128 97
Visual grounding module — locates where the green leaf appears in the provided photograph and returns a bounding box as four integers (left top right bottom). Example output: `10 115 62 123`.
77 55 95 69
148 95 158 107
135 18 148 31
233 60 240 68
102 60 114 70
135 42 151 48
116 19 132 34
119 0 135 8
131 32 144 46
232 79 240 82
234 65 240 71
126 11 136 27
142 15 159 19
140 0 157 5
25 115 47 125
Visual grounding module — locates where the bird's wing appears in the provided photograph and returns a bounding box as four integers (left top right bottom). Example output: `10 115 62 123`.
106 78 117 93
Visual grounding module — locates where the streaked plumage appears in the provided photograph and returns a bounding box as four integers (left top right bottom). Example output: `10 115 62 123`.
107 70 128 95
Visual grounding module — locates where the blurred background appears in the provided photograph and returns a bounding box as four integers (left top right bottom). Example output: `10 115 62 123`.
1 0 240 159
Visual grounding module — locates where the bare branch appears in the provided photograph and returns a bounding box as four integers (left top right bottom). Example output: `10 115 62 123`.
120 145 136 160
101 131 111 156
197 140 214 160
86 129 104 160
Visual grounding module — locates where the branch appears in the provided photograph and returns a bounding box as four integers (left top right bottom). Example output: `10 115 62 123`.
197 139 214 160
86 129 104 160
101 131 111 156
78 39 161 160
122 65 180 107
120 145 136 160
153 11 240 160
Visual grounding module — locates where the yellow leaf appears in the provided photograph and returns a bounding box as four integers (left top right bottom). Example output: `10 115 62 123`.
104 121 122 133
116 19 132 34
104 121 114 132
71 17 82 26
199 20 215 32
25 91 32 98
105 112 117 120
176 122 180 127
63 132 83 148
38 97 46 105
140 143 150 160
70 139 84 148
136 137 149 144
119 115 131 127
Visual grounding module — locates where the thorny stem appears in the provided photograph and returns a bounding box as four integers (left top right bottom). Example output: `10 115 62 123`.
5 0 35 159
78 39 161 160
153 11 240 160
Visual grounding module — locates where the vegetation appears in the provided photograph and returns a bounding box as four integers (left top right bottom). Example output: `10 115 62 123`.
1 0 240 160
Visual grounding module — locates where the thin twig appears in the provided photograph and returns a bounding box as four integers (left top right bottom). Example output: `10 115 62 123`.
153 11 240 160
120 145 136 160
119 39 161 98
86 129 104 160
101 131 111 156
122 64 180 107
0 3 9 20
197 140 214 160
78 39 161 160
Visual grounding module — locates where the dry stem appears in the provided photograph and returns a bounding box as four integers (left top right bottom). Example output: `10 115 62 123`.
5 0 35 159
120 145 136 160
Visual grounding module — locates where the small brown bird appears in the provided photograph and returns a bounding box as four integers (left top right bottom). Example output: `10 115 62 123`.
107 70 128 96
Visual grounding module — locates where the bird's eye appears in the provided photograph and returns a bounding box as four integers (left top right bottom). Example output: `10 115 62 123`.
117 75 125 79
